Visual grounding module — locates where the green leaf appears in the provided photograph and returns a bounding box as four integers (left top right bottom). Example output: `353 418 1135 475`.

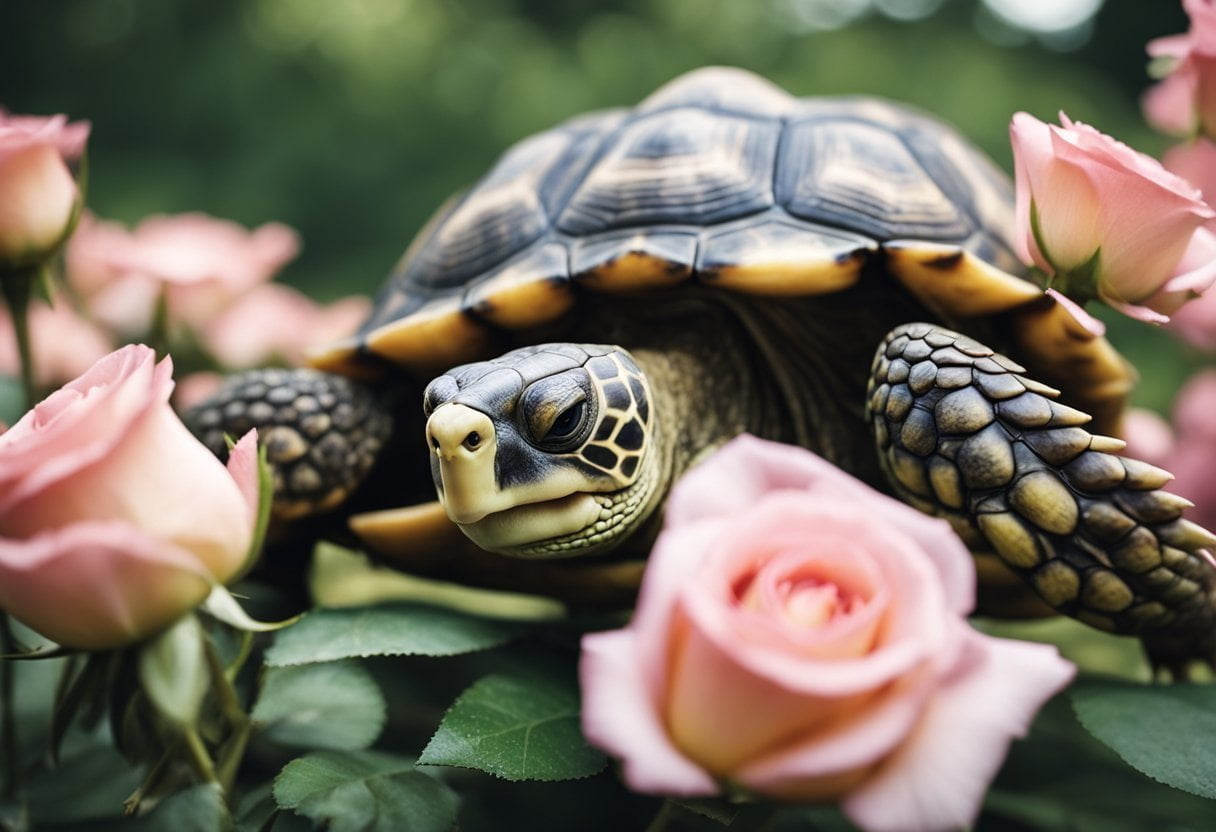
273 750 458 832
137 613 208 728
234 782 278 832
25 744 143 826
418 662 607 782
670 798 740 825
136 783 232 832
264 602 522 666
981 692 1216 830
0 375 26 427
1071 677 1216 800
252 661 386 750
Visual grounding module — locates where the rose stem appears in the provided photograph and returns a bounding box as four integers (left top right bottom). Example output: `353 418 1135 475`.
181 725 218 784
1 268 38 410
203 638 251 796
123 742 179 816
644 801 676 832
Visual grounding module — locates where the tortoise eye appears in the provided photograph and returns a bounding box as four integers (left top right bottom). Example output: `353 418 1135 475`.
546 401 585 440
521 372 594 451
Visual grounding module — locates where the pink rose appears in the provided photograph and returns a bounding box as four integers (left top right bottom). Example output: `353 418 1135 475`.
1010 111 1216 322
202 283 370 369
1125 372 1216 533
1144 0 1216 139
0 112 90 267
173 371 225 411
64 212 132 297
1163 139 1216 230
65 212 299 334
0 297 113 388
580 436 1073 832
0 345 260 648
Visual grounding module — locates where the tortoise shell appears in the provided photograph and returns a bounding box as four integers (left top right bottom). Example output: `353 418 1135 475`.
311 67 1130 432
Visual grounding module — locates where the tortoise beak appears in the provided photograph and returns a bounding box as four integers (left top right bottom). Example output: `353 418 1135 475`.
427 403 498 524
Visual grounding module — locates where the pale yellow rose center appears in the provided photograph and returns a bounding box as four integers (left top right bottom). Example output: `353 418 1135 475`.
727 547 886 661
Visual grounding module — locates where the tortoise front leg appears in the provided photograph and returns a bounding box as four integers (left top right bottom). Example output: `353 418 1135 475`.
867 322 1216 675
185 368 395 521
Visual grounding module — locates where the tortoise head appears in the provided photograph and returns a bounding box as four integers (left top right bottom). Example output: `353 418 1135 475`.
422 344 660 558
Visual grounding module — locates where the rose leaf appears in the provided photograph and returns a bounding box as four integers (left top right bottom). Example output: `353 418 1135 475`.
1070 676 1216 800
252 661 386 751
273 750 458 832
264 602 523 666
418 663 607 782
133 783 231 832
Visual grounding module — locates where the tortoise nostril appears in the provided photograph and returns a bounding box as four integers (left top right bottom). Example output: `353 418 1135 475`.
463 431 481 451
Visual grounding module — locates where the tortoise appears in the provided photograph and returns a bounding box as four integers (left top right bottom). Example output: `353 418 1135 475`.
189 67 1216 671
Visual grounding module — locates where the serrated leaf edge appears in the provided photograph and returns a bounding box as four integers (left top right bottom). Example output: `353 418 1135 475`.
417 672 607 783
1069 683 1216 802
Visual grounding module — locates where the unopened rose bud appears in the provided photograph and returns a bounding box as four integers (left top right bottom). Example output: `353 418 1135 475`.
0 113 89 270
1010 111 1216 322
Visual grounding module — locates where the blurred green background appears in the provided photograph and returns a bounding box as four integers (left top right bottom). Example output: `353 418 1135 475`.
0 0 1202 408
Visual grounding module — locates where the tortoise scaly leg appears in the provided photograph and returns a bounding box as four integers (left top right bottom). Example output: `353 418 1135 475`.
185 368 394 522
867 322 1216 676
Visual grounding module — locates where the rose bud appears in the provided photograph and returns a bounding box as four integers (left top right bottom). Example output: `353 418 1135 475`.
1143 0 1216 140
0 345 260 649
1011 111 1216 322
0 113 89 269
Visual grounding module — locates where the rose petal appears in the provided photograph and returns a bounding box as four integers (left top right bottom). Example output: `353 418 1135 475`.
1121 408 1176 467
1045 290 1106 337
0 345 162 509
226 429 261 535
665 436 976 614
733 662 938 796
579 629 719 796
678 495 953 697
0 521 214 649
841 629 1074 832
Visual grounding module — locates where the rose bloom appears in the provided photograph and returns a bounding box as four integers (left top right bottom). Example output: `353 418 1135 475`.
1143 0 1216 139
1163 138 1216 233
203 282 370 369
0 112 90 267
1124 372 1216 533
0 297 112 388
581 436 1074 832
1010 111 1216 322
65 211 299 334
0 345 259 649
1166 244 1216 349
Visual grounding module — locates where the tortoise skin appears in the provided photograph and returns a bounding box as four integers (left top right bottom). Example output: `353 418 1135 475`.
191 369 393 520
351 68 1020 361
870 324 1216 671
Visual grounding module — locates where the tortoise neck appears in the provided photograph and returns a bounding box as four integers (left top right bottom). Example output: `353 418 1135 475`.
585 293 793 487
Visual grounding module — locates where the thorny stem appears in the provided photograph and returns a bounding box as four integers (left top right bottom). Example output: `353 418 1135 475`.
1 268 38 410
